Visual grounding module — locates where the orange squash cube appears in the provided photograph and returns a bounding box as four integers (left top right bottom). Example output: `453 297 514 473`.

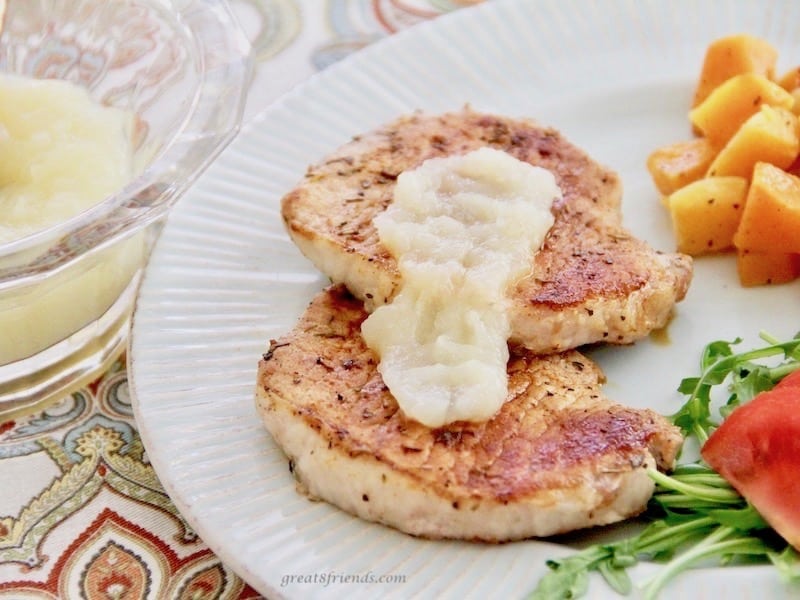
786 155 800 177
689 73 794 148
736 249 800 286
734 162 800 253
667 176 748 255
778 66 800 92
692 34 779 106
707 106 800 179
646 138 717 196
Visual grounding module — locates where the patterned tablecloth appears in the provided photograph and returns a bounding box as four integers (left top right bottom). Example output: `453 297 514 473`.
0 1 481 597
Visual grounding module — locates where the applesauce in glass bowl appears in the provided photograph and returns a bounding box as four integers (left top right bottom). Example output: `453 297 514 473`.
0 0 252 418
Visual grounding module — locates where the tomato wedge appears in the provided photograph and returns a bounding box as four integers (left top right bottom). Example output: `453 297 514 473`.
701 386 800 549
774 368 800 389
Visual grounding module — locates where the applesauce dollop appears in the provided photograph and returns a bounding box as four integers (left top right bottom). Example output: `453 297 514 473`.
361 147 561 427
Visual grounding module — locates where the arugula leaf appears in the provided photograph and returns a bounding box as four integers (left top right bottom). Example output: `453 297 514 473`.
597 560 633 595
722 364 774 417
529 465 792 600
706 504 769 531
528 333 800 600
529 549 603 599
670 332 800 442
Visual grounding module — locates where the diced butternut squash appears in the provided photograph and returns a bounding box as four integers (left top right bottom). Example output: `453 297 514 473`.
646 138 717 196
786 154 800 177
707 105 800 179
693 34 779 106
652 34 800 285
667 176 748 255
778 66 800 92
734 162 800 253
689 73 795 148
736 249 800 286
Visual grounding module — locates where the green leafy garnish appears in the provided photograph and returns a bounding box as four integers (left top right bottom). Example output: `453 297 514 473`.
528 332 800 599
529 467 797 600
671 331 800 444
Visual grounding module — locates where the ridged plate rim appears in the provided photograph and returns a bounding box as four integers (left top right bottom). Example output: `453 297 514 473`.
130 1 800 598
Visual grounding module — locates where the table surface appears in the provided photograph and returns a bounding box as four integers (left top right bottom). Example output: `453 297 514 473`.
0 1 481 597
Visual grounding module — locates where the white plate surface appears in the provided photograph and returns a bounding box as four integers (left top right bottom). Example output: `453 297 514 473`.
130 1 800 598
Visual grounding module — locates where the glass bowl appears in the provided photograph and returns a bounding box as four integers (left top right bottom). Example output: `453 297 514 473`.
0 0 252 419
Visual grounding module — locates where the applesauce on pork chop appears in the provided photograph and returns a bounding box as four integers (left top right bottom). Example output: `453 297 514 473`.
257 109 689 542
281 108 693 355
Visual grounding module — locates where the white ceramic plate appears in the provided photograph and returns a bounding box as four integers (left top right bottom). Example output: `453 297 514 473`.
130 1 800 598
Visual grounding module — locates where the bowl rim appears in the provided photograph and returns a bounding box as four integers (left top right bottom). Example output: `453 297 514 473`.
0 0 254 289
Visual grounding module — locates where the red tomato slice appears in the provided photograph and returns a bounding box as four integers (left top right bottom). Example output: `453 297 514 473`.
774 368 800 389
701 386 800 549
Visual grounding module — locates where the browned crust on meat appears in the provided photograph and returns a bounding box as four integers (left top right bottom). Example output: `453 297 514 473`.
256 285 683 540
280 108 692 353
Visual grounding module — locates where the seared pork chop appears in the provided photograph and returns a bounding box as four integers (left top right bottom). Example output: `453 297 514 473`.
281 109 693 354
256 285 683 542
